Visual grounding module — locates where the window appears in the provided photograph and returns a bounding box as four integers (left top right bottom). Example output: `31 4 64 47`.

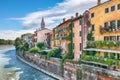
110 21 116 29
79 19 82 25
73 33 74 37
79 31 82 36
117 20 120 29
92 25 94 31
117 36 120 41
118 4 120 10
105 8 109 13
104 36 107 41
79 43 82 51
104 36 109 41
104 22 109 29
91 13 94 18
73 43 74 49
111 6 115 12
110 36 116 41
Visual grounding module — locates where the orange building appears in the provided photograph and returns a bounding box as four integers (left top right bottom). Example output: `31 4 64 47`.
52 18 71 55
52 12 90 60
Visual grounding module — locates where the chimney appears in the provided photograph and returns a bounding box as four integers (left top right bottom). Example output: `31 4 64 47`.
97 0 101 5
63 18 66 22
71 16 74 19
76 13 78 17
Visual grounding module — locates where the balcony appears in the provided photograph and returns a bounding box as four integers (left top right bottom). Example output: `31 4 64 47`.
82 49 120 72
86 41 120 50
100 26 120 34
54 26 69 33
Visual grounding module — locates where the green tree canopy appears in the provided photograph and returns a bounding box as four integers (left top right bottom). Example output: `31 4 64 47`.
37 42 45 50
29 47 39 54
14 38 23 50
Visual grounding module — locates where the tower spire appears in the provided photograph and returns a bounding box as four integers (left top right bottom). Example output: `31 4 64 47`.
41 17 45 30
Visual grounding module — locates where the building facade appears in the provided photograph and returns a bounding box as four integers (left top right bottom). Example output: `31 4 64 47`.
52 19 71 55
52 13 89 60
35 18 52 48
89 0 120 41
82 0 120 71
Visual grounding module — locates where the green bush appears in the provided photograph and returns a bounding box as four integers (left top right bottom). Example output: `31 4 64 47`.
15 38 23 50
108 41 115 47
37 42 45 50
110 53 115 59
47 49 55 60
24 42 29 51
96 41 102 48
87 31 93 41
104 52 108 58
29 47 39 54
53 47 62 58
102 41 108 47
76 69 82 80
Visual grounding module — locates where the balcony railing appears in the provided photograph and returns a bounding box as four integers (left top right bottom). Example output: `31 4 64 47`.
54 26 69 33
100 26 120 34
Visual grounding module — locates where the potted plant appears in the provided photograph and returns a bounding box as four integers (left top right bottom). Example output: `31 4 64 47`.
102 41 108 49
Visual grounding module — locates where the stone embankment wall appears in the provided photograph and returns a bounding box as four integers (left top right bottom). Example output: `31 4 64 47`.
16 51 118 80
16 51 77 80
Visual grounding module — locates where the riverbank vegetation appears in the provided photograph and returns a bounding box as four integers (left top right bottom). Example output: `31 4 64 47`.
0 39 14 45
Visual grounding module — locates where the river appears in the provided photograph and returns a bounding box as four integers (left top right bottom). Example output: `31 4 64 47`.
0 48 57 80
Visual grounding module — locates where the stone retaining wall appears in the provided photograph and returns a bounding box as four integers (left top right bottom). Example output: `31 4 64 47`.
16 51 77 80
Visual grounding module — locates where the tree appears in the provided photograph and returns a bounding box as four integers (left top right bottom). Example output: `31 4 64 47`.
14 38 23 50
29 47 39 54
87 30 93 41
24 42 29 51
47 49 55 60
53 47 62 58
37 42 45 50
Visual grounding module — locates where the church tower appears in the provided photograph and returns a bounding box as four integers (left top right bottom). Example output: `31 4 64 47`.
41 17 45 30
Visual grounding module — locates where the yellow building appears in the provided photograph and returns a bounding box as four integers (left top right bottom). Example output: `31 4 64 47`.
89 0 120 41
82 0 120 71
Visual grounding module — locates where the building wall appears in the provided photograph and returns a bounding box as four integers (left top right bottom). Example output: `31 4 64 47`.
36 29 52 48
52 21 71 55
73 19 82 60
89 0 120 41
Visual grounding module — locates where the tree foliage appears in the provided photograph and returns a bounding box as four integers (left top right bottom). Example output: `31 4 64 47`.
29 47 39 54
14 38 23 50
87 31 93 41
37 42 45 50
24 42 29 51
0 39 14 45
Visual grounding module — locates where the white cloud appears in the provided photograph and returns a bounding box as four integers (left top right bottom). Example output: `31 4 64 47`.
2 0 108 40
0 30 34 40
8 0 108 29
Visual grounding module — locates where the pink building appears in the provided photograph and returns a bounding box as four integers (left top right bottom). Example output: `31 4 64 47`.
35 18 52 48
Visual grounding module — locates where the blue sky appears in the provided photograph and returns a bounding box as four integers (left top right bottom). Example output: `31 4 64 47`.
0 0 108 40
0 0 63 30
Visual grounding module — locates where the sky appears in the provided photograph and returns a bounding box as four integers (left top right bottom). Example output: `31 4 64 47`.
0 0 108 40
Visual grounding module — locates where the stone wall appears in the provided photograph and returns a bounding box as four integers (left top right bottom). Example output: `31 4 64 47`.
17 51 77 80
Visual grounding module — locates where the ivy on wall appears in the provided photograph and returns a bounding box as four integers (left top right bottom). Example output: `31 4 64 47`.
62 22 74 61
60 22 74 76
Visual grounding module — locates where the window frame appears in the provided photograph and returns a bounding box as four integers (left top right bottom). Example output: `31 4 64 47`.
91 13 94 18
117 4 120 10
105 8 109 13
111 6 115 12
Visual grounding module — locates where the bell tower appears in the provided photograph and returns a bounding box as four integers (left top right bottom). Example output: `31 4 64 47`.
41 17 45 30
